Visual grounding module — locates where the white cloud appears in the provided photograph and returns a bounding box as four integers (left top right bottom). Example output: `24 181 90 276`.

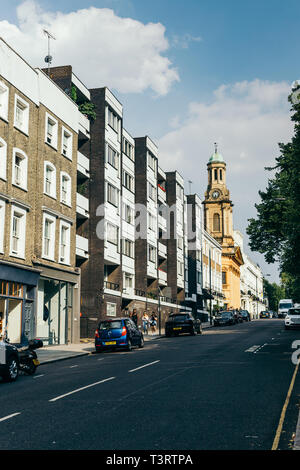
0 0 179 95
171 33 202 49
159 79 294 279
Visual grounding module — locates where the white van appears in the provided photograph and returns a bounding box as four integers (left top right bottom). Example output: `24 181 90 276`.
278 299 294 318
285 306 300 329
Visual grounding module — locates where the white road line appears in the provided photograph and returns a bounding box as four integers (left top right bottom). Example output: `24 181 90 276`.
49 377 115 402
33 374 45 379
70 365 79 368
0 412 21 423
245 345 261 352
129 360 160 373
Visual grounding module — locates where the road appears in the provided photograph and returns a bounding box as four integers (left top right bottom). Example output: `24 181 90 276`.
0 319 299 450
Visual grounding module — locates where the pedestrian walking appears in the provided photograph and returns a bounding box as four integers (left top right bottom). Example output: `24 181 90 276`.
142 311 149 334
150 312 157 334
132 309 138 326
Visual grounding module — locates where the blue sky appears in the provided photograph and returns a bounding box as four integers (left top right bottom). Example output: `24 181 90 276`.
1 0 299 281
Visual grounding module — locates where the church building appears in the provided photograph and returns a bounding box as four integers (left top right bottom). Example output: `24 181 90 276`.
203 145 244 310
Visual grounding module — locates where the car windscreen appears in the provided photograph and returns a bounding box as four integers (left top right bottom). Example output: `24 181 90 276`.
221 312 231 317
279 303 293 309
98 321 123 330
288 309 300 315
168 315 189 321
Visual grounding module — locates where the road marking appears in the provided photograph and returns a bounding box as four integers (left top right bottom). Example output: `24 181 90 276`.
245 345 261 352
0 412 21 423
272 360 300 450
49 377 116 402
33 374 45 379
129 360 160 373
70 365 79 368
97 358 105 361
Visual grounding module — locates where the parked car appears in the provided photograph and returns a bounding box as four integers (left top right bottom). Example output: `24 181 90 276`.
95 318 144 352
240 310 251 321
213 311 236 326
260 311 270 319
285 307 300 330
165 312 202 337
234 311 243 323
0 341 19 382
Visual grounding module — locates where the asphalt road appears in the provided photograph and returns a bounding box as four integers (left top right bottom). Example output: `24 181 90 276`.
0 319 299 450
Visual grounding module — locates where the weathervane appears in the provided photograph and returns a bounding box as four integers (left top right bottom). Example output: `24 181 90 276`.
214 142 218 154
43 29 56 75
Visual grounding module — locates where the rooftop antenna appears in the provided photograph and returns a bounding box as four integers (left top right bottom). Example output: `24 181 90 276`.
43 29 56 75
188 180 193 194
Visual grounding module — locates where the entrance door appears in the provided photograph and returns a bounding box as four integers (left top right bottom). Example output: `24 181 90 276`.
24 301 35 341
6 299 22 343
0 298 6 339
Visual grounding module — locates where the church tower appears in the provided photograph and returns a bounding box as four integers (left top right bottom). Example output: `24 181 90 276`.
203 144 243 310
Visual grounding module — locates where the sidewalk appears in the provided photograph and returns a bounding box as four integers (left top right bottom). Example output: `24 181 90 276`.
37 322 213 365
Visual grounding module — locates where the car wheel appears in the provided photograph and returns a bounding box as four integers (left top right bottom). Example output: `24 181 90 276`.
190 327 196 336
2 356 19 382
198 326 203 334
127 339 132 351
139 336 144 348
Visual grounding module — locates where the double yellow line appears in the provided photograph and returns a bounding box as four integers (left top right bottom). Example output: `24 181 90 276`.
272 361 300 450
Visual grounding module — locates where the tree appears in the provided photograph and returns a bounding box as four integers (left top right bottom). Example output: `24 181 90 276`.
247 84 300 302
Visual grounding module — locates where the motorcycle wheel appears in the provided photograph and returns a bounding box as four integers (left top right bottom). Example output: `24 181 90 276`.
26 362 37 375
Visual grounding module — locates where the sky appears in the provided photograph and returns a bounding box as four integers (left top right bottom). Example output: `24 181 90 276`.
1 0 299 282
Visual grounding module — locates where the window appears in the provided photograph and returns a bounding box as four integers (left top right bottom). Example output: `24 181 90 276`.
106 223 119 248
61 127 73 160
177 260 184 276
0 137 7 181
148 152 156 172
123 171 134 192
214 169 218 180
124 273 133 289
60 172 71 206
222 272 227 285
123 239 134 258
148 182 156 201
107 302 117 317
148 244 156 264
42 214 56 260
0 81 9 121
148 212 156 232
0 199 5 253
14 95 29 134
176 183 184 200
10 206 26 258
12 149 28 191
123 138 134 160
107 183 119 207
197 271 202 284
44 162 56 198
213 213 220 232
106 144 119 170
123 204 134 224
107 107 119 133
45 113 58 148
220 169 223 181
59 221 71 264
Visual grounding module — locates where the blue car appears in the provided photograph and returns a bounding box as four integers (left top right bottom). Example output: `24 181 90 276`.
95 317 144 352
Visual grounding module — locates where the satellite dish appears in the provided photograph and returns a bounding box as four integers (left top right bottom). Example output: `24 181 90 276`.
44 55 53 64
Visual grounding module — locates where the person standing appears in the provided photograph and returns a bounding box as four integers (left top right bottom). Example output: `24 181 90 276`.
150 312 157 334
142 311 149 334
132 309 138 326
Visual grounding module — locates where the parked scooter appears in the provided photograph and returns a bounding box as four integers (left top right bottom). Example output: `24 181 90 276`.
16 339 43 375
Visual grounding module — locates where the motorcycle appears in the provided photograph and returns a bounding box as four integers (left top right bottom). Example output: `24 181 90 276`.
16 339 43 375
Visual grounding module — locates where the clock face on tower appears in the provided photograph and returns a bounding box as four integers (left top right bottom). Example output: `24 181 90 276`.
212 190 220 199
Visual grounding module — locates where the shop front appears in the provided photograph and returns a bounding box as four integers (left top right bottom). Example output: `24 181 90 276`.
0 261 41 343
34 264 80 345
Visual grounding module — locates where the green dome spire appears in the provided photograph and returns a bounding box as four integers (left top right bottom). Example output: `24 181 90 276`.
209 142 224 163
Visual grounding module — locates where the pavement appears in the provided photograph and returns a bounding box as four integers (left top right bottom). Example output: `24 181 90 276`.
36 321 213 365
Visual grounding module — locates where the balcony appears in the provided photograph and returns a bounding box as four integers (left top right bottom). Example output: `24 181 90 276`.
78 112 90 140
158 269 167 286
157 184 166 203
77 151 90 180
104 281 120 291
158 241 167 259
76 234 89 260
76 192 89 219
158 214 167 232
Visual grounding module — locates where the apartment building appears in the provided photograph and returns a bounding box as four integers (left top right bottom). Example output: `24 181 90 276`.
202 229 223 314
234 230 266 318
0 38 87 345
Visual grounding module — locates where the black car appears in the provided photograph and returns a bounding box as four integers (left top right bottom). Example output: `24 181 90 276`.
213 311 236 326
240 310 251 321
165 313 202 337
0 341 19 382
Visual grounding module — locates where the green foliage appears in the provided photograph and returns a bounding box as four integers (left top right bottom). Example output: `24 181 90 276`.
263 279 286 311
247 86 300 302
78 102 97 122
